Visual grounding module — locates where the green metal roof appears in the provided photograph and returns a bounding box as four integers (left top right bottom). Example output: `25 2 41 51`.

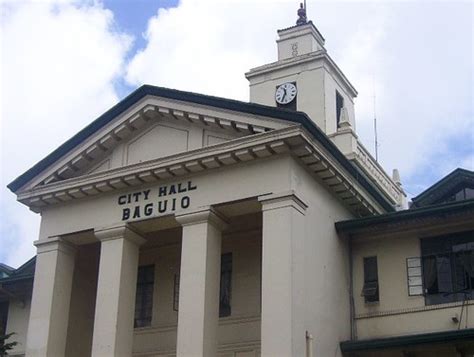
411 168 474 208
335 198 474 234
340 328 474 352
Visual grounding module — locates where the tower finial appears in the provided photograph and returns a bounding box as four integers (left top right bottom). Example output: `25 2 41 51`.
296 2 307 26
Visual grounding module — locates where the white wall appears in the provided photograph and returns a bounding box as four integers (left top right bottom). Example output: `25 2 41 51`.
6 297 31 356
352 223 474 339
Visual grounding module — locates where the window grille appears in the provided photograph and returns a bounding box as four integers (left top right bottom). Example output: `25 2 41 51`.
420 230 474 305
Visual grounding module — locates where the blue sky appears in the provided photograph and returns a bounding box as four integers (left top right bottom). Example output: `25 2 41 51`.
103 0 179 96
1 0 472 267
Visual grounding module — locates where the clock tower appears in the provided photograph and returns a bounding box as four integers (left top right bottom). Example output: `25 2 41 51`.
246 4 407 209
245 4 357 136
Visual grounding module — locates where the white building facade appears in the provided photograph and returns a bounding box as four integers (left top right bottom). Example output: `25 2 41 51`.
3 11 433 357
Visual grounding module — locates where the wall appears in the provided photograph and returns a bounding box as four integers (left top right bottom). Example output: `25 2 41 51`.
88 118 242 175
287 159 354 356
65 244 100 357
33 153 358 357
248 59 356 136
38 155 293 241
6 297 31 356
248 62 327 132
131 214 262 356
352 224 474 340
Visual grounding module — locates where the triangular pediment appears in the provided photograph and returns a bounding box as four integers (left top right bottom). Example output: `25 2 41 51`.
411 168 474 208
9 85 294 193
9 85 398 218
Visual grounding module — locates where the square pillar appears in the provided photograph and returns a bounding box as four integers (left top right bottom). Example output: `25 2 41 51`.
175 207 228 357
91 225 146 357
26 237 76 357
258 192 307 357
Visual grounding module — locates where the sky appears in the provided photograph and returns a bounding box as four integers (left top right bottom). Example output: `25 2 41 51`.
1 0 473 267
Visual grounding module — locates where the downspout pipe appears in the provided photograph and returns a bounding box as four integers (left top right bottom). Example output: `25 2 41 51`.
349 235 357 340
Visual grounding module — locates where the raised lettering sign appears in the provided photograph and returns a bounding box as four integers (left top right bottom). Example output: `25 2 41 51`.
117 180 197 221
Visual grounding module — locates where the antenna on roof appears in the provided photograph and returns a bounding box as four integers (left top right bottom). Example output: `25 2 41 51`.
373 73 379 162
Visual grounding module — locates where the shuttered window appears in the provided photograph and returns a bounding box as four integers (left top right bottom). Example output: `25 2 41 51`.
362 256 379 303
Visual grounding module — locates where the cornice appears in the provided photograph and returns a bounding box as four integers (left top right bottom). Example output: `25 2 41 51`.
17 126 386 217
245 51 358 97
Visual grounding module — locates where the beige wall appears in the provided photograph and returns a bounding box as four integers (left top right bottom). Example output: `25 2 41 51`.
65 244 100 357
352 224 474 340
38 155 292 241
248 61 356 136
287 160 353 356
6 298 31 356
88 119 243 176
28 151 358 356
130 214 262 356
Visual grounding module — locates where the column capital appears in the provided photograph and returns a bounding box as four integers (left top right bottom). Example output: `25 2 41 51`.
175 206 228 231
258 190 307 215
94 224 146 246
34 236 76 255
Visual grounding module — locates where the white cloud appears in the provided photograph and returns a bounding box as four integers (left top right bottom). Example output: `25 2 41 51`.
0 0 132 267
1 0 472 266
126 0 473 192
126 2 283 101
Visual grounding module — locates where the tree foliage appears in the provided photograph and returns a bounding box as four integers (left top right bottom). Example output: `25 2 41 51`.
0 332 17 357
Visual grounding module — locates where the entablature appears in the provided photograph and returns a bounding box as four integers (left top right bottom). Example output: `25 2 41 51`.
17 126 387 217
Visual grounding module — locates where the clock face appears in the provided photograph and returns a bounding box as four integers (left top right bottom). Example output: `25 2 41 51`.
275 82 297 105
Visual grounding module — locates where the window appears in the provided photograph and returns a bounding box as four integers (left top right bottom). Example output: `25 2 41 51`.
406 257 423 296
336 91 344 127
421 231 474 305
173 253 233 317
362 256 379 303
134 265 154 328
219 253 232 317
436 187 474 205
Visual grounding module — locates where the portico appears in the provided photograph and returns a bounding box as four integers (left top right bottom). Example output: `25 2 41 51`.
25 191 306 356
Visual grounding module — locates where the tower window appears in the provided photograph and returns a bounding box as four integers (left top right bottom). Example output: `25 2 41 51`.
362 256 379 303
336 91 344 127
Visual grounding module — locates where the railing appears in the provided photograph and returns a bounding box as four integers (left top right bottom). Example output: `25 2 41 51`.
353 141 404 205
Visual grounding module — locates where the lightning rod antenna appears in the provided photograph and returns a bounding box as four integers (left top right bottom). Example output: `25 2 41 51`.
373 74 379 162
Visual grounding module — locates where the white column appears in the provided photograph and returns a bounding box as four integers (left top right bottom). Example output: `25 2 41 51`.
91 225 146 357
258 192 307 357
175 207 227 357
26 237 76 357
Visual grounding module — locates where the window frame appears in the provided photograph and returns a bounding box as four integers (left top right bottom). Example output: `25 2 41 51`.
420 230 474 306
